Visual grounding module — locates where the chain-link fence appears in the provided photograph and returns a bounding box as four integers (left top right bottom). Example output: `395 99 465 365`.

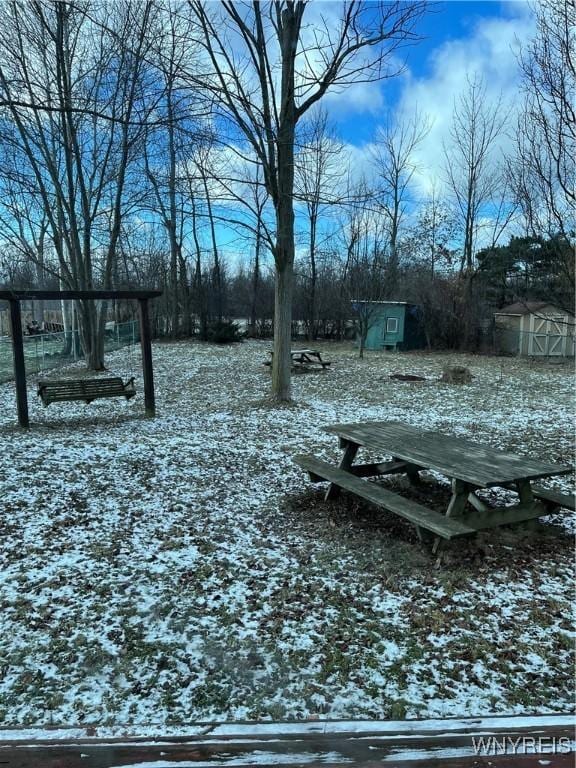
0 320 139 384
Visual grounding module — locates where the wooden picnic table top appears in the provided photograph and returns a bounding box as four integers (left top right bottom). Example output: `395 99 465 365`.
268 348 322 356
325 421 573 488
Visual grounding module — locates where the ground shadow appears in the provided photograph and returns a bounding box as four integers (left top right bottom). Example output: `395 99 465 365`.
281 476 574 579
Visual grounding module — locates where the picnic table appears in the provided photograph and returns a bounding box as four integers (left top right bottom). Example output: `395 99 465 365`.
295 421 574 546
265 348 331 371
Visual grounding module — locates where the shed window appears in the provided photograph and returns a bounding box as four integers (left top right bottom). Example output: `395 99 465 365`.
386 317 399 333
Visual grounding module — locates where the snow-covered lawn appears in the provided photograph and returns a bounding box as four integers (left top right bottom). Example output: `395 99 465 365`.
0 340 574 726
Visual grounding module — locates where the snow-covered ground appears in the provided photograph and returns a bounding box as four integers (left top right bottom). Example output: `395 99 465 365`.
0 340 573 726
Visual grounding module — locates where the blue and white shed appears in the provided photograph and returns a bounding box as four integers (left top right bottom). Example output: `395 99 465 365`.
353 301 425 351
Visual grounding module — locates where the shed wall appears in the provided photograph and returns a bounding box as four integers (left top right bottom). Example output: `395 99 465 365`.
494 308 575 357
365 305 406 350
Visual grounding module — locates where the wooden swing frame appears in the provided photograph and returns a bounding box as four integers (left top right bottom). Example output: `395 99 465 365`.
0 289 161 427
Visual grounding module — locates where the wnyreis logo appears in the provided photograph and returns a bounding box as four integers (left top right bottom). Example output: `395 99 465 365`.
472 736 572 756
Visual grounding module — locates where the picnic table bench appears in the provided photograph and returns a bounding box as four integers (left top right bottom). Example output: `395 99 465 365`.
265 348 331 371
295 421 574 546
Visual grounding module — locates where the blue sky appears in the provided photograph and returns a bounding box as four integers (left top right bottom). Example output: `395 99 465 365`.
332 1 532 144
312 1 534 198
359 1 510 133
217 1 535 256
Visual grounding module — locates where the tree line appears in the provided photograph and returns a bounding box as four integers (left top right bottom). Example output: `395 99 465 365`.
0 1 573 398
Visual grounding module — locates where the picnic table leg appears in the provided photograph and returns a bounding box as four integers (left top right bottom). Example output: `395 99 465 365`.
446 479 470 517
325 441 359 501
312 352 327 369
405 463 423 487
515 478 539 531
433 479 470 555
516 478 534 504
393 456 427 540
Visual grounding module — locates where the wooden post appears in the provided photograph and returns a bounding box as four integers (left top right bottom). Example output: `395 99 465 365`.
325 441 359 501
515 478 539 531
433 478 470 556
445 478 469 517
9 299 29 428
515 478 535 504
138 298 155 417
404 461 423 487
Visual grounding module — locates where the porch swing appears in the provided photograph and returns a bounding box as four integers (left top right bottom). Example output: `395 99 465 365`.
37 302 137 406
0 288 161 427
37 376 136 406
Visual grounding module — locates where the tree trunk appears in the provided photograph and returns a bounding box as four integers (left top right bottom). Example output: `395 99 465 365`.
168 81 180 339
308 213 317 341
359 327 366 359
191 195 208 340
269 2 300 402
272 260 293 401
271 173 296 400
61 299 73 356
387 196 399 297
460 273 475 351
77 300 105 370
250 223 261 335
179 253 194 337
202 173 222 322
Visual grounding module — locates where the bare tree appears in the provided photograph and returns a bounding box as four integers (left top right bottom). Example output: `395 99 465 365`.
187 172 209 339
200 154 274 334
0 0 156 368
143 2 204 339
295 110 345 340
189 0 427 400
410 183 457 280
193 142 227 323
443 76 506 277
340 200 388 358
371 110 430 296
442 76 508 347
507 0 574 314
247 169 271 335
0 141 53 317
516 0 575 218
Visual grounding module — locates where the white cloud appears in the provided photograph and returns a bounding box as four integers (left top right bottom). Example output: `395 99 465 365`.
316 5 536 253
395 4 536 197
296 2 408 118
321 80 386 117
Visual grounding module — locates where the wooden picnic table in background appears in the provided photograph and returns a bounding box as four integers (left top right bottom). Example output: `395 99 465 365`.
295 421 574 548
265 348 331 371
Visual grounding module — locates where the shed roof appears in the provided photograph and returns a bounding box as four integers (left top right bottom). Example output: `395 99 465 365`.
351 300 409 305
494 301 567 316
0 289 161 301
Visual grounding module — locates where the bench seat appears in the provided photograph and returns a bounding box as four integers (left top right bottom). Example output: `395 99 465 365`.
292 361 331 370
531 486 575 511
264 360 331 369
294 455 477 540
37 377 136 406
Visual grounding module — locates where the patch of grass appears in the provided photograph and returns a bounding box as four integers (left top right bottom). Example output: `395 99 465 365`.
0 341 573 724
388 699 409 719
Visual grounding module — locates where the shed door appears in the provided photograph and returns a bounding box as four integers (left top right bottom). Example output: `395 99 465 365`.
382 315 399 344
530 316 565 356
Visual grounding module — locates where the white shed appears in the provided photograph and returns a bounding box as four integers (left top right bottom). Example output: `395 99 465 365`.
494 301 575 357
